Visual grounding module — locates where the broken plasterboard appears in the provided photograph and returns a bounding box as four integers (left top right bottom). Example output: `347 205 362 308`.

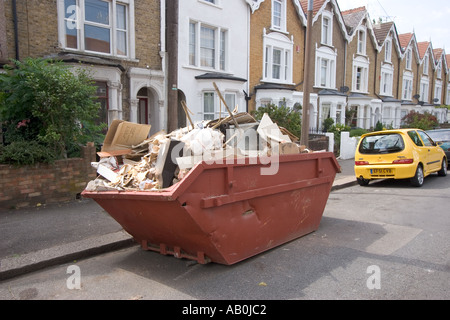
101 120 151 152
257 113 291 143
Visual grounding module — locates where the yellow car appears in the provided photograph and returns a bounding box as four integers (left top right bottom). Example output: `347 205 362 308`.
354 129 448 187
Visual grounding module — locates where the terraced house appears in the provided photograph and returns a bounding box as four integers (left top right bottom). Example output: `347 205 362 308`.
0 0 448 137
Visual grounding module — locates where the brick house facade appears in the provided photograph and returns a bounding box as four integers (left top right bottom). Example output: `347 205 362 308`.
1 0 166 136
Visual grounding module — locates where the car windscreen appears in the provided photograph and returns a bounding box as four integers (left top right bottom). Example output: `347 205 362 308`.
426 131 450 141
359 133 405 154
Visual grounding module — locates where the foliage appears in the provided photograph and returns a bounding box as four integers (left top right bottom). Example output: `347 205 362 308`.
251 101 302 139
350 128 369 137
401 111 439 131
0 58 104 163
374 121 384 132
0 140 56 165
328 123 351 155
322 117 334 132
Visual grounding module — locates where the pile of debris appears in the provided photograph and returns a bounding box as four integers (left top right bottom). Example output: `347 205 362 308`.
85 110 313 193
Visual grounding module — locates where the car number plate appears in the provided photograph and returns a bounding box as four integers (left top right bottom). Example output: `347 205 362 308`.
371 168 393 174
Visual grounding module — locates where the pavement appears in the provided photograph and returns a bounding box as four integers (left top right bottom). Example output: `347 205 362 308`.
0 158 356 282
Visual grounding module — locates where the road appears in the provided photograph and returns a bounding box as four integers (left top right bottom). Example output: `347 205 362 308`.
1 174 449 303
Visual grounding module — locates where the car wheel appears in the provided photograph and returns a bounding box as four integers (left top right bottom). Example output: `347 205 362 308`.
357 177 370 186
437 158 448 177
410 165 424 187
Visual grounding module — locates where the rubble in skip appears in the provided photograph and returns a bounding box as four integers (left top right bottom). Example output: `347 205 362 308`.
85 92 316 193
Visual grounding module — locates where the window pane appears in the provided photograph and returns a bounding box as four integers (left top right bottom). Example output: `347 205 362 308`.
272 48 281 79
321 59 328 86
200 26 215 68
85 24 111 53
273 1 282 28
116 4 127 30
189 23 196 65
65 0 77 19
85 0 110 25
220 30 226 70
204 93 215 113
117 31 127 55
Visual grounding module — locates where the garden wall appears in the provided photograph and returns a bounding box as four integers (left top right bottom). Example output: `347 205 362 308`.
0 144 97 210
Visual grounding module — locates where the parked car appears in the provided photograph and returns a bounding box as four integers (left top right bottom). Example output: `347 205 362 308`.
354 129 447 187
426 129 450 168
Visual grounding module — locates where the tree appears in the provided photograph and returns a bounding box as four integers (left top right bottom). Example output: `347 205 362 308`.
0 58 104 161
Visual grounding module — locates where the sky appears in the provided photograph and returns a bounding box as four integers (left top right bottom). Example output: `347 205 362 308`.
336 0 450 51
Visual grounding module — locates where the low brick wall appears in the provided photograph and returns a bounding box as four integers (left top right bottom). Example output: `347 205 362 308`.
0 144 97 210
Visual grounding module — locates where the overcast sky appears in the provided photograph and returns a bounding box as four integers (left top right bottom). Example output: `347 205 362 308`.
336 0 450 51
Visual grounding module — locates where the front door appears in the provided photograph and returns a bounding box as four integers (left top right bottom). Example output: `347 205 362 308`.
138 98 149 125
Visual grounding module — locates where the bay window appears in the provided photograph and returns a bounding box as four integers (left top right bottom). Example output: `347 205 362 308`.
262 30 293 84
58 0 134 58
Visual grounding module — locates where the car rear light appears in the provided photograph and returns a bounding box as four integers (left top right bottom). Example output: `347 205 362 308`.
392 159 414 164
355 161 369 166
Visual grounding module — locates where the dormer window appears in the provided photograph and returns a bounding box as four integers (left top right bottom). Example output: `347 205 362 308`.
423 55 429 75
321 12 333 46
385 37 392 63
437 61 442 79
357 29 366 55
406 48 412 70
272 0 286 32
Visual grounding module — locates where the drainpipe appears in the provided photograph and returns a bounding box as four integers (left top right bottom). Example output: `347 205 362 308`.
300 0 313 148
12 0 19 60
166 0 179 132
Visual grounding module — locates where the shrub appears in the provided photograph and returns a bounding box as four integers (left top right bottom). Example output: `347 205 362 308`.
0 141 56 165
401 111 439 130
0 58 104 161
251 102 302 139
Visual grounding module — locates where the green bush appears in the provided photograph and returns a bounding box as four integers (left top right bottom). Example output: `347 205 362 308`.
401 111 439 130
350 128 369 137
0 58 104 162
0 141 56 165
251 101 302 139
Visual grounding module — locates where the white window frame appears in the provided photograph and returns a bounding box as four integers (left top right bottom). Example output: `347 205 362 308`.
434 80 442 104
357 28 366 55
271 0 287 33
446 85 450 105
57 0 135 59
437 61 442 79
202 91 237 120
423 54 429 75
402 71 414 101
420 77 429 102
380 64 394 96
384 37 392 63
405 48 412 70
189 20 228 72
321 11 333 46
352 56 369 93
262 30 294 84
315 46 336 89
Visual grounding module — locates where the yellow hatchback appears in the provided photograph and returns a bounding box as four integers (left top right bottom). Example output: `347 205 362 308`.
354 129 448 187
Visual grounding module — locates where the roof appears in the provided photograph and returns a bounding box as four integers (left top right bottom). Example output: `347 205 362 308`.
398 33 414 50
373 21 394 45
417 41 431 60
195 72 247 82
341 6 367 35
434 48 444 61
300 0 327 17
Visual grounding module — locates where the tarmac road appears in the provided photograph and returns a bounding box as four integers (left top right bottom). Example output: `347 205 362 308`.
1 164 449 301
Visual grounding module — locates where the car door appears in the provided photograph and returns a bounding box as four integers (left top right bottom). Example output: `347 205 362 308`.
417 130 442 172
